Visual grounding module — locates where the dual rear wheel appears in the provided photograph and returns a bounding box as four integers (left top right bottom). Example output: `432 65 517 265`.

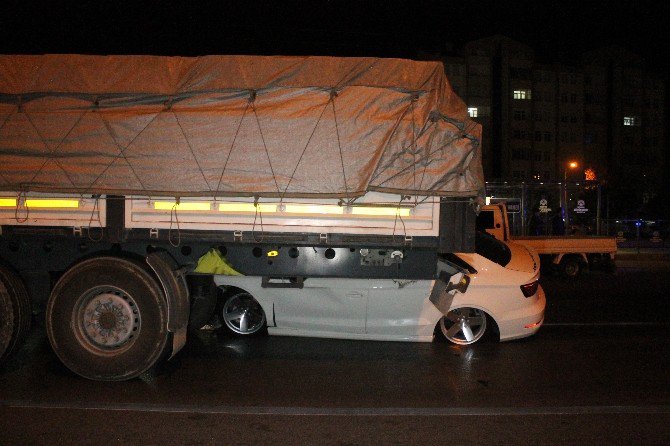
46 257 169 381
0 266 31 362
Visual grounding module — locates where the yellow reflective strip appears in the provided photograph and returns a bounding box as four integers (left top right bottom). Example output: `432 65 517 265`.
218 203 276 213
351 207 411 217
267 250 279 257
0 198 17 207
154 201 211 211
25 199 79 209
283 204 343 215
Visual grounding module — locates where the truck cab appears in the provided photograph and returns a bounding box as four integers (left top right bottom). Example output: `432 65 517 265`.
477 203 617 277
476 203 510 241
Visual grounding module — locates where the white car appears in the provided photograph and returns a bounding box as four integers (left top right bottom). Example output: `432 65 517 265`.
213 233 545 345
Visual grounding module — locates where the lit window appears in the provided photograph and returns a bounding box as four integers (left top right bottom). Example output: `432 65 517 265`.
623 116 641 126
513 89 531 100
467 107 478 117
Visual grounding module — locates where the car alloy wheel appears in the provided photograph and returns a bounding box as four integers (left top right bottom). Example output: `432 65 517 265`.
440 307 487 345
221 292 266 335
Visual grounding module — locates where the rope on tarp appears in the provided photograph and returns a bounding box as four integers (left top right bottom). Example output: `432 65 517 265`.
215 98 251 198
87 195 104 242
391 195 408 244
251 196 265 243
14 191 28 223
82 106 159 195
250 91 282 197
0 84 480 200
330 89 350 199
168 198 181 247
375 119 480 192
172 108 213 193
24 108 85 190
279 90 333 203
0 105 18 187
368 95 426 186
410 94 418 202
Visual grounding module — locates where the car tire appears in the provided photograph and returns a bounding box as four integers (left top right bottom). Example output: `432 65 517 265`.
46 257 169 381
438 307 489 345
561 257 582 278
219 291 267 336
0 266 31 362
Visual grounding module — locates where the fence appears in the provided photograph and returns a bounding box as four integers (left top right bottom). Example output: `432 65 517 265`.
485 181 668 250
486 181 602 237
604 219 669 250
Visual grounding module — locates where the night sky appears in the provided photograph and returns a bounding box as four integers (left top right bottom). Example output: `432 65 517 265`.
1 1 669 79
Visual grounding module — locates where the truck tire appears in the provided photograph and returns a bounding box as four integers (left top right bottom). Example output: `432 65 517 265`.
0 266 31 362
46 257 169 381
561 256 582 278
0 285 14 361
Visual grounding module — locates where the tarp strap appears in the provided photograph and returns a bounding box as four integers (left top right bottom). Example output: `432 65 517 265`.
368 96 424 187
169 199 181 247
370 117 433 182
391 195 408 243
0 106 18 186
375 120 480 191
215 99 251 197
250 94 282 196
331 90 350 198
280 93 332 203
251 196 265 243
83 109 159 195
172 110 213 193
410 95 418 193
25 109 86 189
87 195 104 242
14 191 28 223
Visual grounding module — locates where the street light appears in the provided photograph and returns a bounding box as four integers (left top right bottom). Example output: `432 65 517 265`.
563 161 579 230
564 161 578 180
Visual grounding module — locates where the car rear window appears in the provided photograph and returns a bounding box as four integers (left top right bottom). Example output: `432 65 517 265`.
475 230 511 267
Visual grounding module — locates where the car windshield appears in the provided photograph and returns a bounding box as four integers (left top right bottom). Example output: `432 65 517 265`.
475 230 511 267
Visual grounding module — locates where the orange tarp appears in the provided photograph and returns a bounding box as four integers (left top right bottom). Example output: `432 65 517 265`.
0 55 483 199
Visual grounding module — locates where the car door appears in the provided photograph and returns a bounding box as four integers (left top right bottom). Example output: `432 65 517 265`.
273 278 368 334
366 279 438 338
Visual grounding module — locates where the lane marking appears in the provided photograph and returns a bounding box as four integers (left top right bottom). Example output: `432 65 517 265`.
544 322 669 327
1 400 669 417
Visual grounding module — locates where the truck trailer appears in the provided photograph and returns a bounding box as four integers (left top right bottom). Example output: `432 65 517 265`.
0 54 484 380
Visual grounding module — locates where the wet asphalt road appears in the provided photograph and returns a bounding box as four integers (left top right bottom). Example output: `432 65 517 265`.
1 262 669 445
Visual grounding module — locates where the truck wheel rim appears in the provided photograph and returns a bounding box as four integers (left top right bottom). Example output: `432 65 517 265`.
440 307 487 345
222 294 265 335
77 286 141 349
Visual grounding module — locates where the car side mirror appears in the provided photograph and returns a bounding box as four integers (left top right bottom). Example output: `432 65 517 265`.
445 272 470 294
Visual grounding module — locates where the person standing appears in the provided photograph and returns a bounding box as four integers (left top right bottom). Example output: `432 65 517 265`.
552 207 566 235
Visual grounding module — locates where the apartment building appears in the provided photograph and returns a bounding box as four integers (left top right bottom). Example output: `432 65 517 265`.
442 35 665 194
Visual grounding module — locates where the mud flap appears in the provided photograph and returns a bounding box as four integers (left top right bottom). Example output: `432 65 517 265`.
146 252 191 359
429 260 470 315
